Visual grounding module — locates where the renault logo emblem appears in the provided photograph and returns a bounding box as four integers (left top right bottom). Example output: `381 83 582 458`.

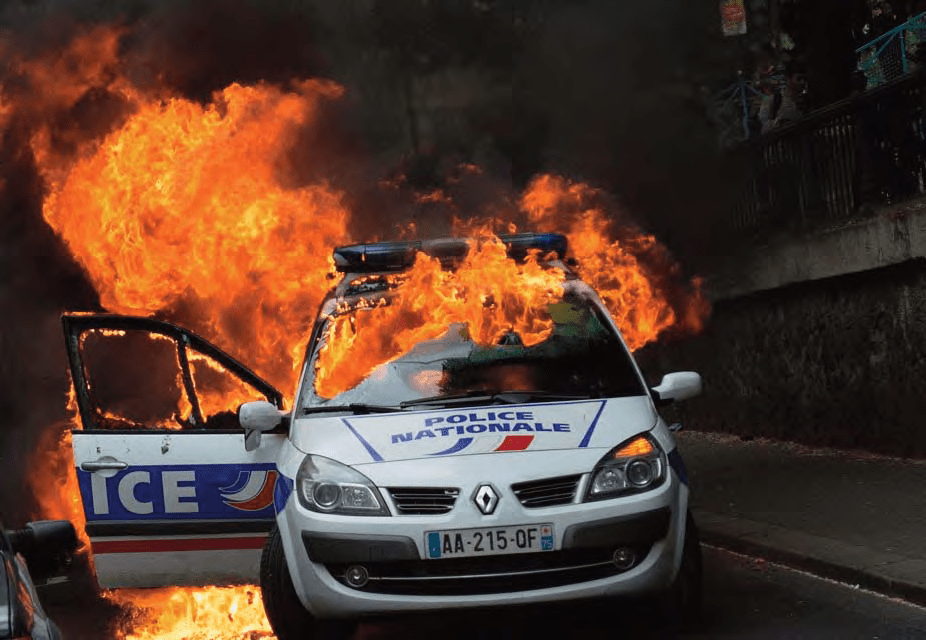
473 484 499 515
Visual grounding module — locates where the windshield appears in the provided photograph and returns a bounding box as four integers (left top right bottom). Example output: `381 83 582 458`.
299 291 646 410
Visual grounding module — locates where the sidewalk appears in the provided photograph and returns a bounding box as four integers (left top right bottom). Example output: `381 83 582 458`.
676 430 926 606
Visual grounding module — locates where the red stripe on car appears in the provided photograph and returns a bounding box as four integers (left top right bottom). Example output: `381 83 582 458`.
226 471 278 511
495 435 534 451
92 536 267 554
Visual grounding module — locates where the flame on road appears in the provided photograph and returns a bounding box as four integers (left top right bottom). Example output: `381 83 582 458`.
108 587 274 640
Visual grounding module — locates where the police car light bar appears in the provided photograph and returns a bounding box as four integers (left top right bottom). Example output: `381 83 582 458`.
332 233 568 273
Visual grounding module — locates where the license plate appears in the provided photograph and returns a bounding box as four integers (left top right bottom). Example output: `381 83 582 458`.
425 524 554 559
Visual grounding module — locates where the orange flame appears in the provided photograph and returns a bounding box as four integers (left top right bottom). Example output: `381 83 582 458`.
28 420 88 547
34 77 350 391
107 586 274 640
316 236 565 397
521 174 707 351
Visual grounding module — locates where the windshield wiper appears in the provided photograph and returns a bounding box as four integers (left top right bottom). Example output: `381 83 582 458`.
400 390 590 408
302 403 404 415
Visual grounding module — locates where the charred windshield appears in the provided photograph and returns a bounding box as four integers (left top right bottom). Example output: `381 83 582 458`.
300 292 646 410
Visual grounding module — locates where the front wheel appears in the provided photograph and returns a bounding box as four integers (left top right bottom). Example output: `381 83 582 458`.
260 526 356 640
660 511 704 629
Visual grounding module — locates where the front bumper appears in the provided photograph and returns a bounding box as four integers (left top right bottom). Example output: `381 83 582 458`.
305 508 669 596
277 470 687 618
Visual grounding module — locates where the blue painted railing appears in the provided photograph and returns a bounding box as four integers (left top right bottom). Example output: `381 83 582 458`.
715 74 763 142
857 12 926 89
712 72 786 146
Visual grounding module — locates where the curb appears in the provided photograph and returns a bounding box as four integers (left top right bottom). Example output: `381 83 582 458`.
692 509 926 609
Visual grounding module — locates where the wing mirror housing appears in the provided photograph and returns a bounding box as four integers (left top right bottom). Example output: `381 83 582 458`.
8 520 78 583
239 401 289 451
651 371 702 406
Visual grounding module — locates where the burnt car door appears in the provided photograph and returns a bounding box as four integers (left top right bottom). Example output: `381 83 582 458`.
62 313 287 589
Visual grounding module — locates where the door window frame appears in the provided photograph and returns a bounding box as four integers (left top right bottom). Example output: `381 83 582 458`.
62 313 284 432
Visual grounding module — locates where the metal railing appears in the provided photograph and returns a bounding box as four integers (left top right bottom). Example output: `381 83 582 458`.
711 72 787 148
857 12 926 89
729 70 926 238
713 75 762 146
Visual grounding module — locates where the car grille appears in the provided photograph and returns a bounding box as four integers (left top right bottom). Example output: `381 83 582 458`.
512 475 582 508
387 487 460 515
325 545 652 595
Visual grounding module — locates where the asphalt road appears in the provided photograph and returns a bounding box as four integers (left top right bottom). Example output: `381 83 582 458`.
44 546 926 639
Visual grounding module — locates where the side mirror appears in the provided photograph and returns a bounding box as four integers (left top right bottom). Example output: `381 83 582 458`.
651 371 702 406
8 520 78 583
239 401 288 452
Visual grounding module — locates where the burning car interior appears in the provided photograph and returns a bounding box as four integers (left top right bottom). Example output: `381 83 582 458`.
305 292 648 409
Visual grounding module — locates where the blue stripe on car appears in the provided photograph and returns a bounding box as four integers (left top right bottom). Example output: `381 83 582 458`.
577 400 608 448
274 473 294 514
428 437 474 456
667 448 689 486
340 418 385 462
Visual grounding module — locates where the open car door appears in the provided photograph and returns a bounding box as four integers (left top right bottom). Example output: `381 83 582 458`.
62 313 287 588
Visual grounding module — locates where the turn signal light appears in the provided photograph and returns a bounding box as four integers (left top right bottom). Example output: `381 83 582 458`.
613 436 654 459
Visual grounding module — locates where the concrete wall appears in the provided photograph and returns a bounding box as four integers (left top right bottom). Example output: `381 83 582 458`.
710 198 926 300
638 200 926 458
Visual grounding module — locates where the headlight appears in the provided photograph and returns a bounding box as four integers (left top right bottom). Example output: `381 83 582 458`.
296 455 390 516
585 433 666 501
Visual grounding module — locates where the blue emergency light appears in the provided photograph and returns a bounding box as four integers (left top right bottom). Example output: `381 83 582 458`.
332 233 568 273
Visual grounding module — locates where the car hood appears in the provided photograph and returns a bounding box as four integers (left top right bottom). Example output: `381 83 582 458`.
290 397 656 466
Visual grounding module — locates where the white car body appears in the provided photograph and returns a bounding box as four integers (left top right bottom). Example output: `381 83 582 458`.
61 234 700 632
275 400 687 617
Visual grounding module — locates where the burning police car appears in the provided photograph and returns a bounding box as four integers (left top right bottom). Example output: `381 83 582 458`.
254 233 704 638
62 233 702 640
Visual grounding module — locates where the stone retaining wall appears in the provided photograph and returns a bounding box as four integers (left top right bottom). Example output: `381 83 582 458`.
638 204 926 458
